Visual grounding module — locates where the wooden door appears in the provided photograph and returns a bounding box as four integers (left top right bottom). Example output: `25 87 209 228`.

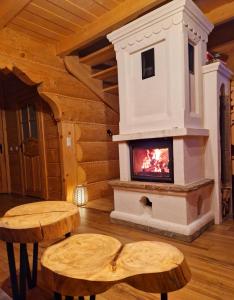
5 107 23 194
0 81 9 193
20 103 42 197
0 109 9 193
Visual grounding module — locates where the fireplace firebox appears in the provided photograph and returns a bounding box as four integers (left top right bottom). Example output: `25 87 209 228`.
129 138 174 183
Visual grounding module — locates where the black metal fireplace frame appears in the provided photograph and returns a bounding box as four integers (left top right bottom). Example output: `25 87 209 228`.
129 137 174 183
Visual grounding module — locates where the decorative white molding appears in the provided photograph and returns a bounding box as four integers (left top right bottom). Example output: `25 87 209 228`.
202 62 233 79
108 0 213 134
108 0 213 51
113 127 209 142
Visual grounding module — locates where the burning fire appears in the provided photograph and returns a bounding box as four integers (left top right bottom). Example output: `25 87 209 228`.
141 148 169 173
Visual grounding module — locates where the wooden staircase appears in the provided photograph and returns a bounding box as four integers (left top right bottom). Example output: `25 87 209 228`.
64 43 119 113
80 44 118 95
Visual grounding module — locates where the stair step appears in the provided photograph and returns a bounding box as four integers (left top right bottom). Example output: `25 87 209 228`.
79 44 115 66
85 197 114 212
92 65 117 80
103 84 118 94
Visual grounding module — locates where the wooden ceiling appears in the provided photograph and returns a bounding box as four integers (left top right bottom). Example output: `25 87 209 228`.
0 0 234 64
1 0 126 44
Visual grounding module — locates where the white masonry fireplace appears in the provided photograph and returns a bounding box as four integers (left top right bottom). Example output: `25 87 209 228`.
108 0 233 241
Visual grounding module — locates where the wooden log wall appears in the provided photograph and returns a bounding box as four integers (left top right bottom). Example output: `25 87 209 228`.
41 101 63 200
0 27 119 203
76 124 119 201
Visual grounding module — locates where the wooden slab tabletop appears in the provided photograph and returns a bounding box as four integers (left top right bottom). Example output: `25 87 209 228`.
41 233 191 296
0 201 80 243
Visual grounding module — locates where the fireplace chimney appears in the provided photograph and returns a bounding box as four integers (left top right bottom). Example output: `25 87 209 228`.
108 0 233 240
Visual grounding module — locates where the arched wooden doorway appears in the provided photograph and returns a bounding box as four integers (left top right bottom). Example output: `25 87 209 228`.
0 72 62 200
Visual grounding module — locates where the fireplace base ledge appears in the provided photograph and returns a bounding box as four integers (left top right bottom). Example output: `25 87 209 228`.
110 211 214 242
113 128 209 142
109 178 214 194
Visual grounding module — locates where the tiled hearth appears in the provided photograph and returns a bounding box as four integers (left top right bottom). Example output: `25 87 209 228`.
107 0 233 241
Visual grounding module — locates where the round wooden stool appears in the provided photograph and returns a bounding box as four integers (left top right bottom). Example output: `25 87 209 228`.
0 201 80 300
41 233 191 300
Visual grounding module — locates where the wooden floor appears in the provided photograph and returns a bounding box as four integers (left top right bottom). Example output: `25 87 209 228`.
0 194 233 300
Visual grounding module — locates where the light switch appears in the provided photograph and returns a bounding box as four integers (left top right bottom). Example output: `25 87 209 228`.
66 136 72 147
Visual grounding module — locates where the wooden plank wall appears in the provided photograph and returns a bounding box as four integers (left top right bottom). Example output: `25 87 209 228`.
0 27 120 202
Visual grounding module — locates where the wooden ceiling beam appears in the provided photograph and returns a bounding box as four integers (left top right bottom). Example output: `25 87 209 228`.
0 0 32 30
208 19 234 49
208 19 234 73
56 0 167 56
205 1 234 26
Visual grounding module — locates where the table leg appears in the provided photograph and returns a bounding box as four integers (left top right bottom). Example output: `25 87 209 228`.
31 242 38 287
161 293 168 300
6 242 19 300
24 243 38 289
19 244 27 300
54 292 62 300
6 242 39 300
25 245 32 289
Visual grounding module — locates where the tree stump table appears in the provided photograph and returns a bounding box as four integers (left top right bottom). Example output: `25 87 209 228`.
0 201 80 300
41 233 191 300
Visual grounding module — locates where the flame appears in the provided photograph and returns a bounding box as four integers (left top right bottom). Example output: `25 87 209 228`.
141 148 169 173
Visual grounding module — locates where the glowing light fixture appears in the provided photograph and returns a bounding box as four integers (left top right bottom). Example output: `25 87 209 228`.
73 185 87 206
